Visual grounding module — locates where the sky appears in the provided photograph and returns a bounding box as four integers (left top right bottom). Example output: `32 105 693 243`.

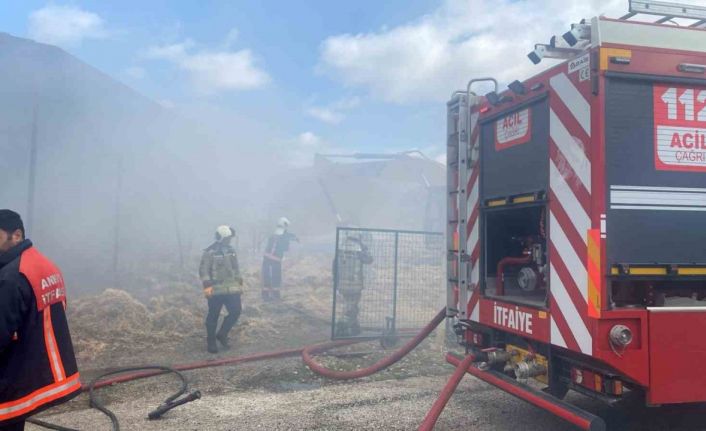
0 0 634 166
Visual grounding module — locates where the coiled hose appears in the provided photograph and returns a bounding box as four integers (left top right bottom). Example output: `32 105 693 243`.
27 366 196 431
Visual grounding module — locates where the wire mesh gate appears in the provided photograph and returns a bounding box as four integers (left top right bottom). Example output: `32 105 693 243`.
332 227 444 340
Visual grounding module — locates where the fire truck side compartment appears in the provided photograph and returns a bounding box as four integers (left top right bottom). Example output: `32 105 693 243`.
605 76 706 265
479 97 550 306
480 97 550 199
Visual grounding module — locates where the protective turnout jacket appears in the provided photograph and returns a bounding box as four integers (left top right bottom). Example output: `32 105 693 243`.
0 240 81 425
199 242 243 295
263 232 296 262
334 243 373 295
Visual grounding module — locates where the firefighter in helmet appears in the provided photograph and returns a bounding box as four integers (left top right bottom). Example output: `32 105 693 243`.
0 210 81 430
199 225 244 354
334 232 373 336
261 217 298 301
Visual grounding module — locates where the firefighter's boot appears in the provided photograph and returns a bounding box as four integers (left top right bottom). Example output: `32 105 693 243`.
207 336 218 354
216 332 231 350
206 323 218 354
262 289 271 302
217 319 237 350
350 320 361 336
335 321 349 337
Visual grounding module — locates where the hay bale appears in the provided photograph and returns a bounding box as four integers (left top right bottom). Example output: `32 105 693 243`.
151 308 201 335
69 288 152 338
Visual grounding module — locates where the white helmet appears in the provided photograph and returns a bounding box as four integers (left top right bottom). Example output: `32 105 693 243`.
277 217 290 228
341 234 363 252
215 225 235 240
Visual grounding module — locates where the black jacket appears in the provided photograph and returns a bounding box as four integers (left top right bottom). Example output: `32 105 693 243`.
0 240 81 425
263 232 297 260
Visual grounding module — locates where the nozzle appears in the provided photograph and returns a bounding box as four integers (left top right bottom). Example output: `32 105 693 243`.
147 390 201 420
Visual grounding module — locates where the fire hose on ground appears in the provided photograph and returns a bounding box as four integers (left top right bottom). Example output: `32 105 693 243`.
417 353 476 431
27 365 196 431
27 308 470 431
301 308 445 379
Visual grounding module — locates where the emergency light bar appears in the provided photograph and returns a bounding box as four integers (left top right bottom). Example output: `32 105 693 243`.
528 29 588 64
508 80 527 95
485 91 501 106
562 22 591 47
528 43 584 64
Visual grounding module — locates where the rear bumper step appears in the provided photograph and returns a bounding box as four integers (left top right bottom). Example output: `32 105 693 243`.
446 353 606 431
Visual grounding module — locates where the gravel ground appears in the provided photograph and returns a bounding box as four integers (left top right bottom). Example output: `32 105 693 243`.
26 354 706 431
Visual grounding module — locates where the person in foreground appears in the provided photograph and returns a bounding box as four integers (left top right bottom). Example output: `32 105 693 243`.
0 210 81 431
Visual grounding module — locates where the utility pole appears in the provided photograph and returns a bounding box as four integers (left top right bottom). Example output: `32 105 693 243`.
26 103 38 236
169 190 185 270
113 155 123 287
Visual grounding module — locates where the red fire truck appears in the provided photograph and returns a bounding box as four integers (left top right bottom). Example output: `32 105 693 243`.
446 1 706 429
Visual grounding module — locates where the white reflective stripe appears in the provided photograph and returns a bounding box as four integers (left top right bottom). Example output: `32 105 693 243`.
611 185 706 193
469 111 480 131
648 306 706 312
470 259 479 285
469 300 479 322
550 317 567 348
611 189 706 207
0 376 80 417
611 205 706 212
467 219 479 256
550 211 588 301
550 263 592 354
466 178 479 222
550 161 590 245
550 73 591 136
43 308 65 382
550 109 591 193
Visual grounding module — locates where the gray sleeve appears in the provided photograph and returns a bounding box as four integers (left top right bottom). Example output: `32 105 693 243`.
199 251 212 283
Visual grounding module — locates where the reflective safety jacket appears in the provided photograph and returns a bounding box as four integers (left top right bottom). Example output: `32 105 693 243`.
0 240 81 426
199 242 243 295
334 244 374 296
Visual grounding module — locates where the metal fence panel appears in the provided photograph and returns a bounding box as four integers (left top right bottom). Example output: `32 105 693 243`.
332 227 444 340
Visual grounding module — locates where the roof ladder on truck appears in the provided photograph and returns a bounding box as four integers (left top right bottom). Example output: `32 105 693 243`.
446 79 496 335
446 92 465 324
621 0 706 26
